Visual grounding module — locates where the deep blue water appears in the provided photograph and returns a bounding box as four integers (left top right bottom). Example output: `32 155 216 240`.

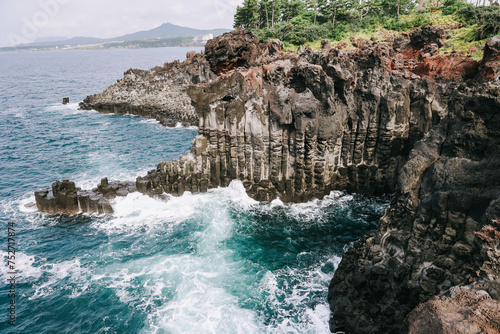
0 48 389 333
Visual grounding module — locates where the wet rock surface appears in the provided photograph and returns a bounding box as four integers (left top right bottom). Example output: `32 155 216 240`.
35 178 136 215
38 29 500 333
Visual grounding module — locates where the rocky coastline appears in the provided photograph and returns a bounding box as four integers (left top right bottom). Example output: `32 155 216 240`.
35 29 500 333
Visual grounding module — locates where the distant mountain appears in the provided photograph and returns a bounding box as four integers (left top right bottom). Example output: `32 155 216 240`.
19 23 230 48
32 36 68 44
20 36 103 47
106 23 230 42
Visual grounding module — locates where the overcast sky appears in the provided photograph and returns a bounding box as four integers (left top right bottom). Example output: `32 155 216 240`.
0 0 243 47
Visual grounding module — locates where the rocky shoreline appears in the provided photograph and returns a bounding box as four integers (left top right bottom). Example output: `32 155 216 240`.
35 29 500 333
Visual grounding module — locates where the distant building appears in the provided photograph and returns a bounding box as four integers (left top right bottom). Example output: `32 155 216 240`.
193 33 213 44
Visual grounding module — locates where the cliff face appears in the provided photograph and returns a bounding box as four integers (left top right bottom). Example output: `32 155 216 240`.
136 29 459 203
329 82 500 333
37 28 500 333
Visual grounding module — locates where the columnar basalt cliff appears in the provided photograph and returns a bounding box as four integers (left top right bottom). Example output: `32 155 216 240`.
35 178 135 215
135 28 465 203
329 81 500 333
36 28 500 333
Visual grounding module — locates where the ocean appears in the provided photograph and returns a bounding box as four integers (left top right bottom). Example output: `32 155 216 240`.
0 47 389 334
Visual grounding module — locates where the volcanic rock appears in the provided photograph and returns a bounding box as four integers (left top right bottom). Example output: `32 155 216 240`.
204 28 260 74
35 178 136 214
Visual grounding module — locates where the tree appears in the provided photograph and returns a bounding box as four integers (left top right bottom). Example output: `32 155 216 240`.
322 0 350 25
306 0 327 24
234 0 260 29
280 0 307 22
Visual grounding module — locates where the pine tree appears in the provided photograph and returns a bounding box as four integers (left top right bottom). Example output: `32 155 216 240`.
234 0 260 29
322 0 350 25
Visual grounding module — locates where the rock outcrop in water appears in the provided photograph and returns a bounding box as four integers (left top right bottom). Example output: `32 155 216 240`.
35 178 136 214
37 27 500 333
79 50 216 126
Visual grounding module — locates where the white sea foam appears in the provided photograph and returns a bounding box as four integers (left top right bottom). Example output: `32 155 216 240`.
45 102 80 111
139 118 160 125
6 177 368 333
83 185 262 333
93 191 202 233
260 256 342 334
4 255 93 300
0 252 43 283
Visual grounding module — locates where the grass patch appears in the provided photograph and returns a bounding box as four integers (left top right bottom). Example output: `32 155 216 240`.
439 26 487 60
280 10 488 61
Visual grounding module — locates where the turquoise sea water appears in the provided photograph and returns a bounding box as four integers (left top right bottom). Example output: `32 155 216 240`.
0 48 389 333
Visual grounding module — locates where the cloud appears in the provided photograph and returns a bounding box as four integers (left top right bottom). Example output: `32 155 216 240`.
0 0 242 47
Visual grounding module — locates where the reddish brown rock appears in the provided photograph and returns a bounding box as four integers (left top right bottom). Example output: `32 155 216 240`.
413 55 479 79
204 28 260 74
406 288 500 334
479 36 500 81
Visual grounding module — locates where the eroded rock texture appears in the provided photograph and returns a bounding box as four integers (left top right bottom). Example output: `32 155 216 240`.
79 51 216 126
406 287 500 334
328 82 500 333
136 28 474 203
35 178 136 214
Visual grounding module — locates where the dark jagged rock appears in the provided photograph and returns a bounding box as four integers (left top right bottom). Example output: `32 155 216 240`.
204 28 260 74
35 180 79 214
136 35 459 202
321 39 333 50
62 97 69 104
408 26 446 50
35 178 136 214
38 29 500 333
480 35 500 81
262 38 285 56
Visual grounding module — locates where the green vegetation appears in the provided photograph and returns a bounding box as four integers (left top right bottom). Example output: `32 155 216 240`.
233 0 500 53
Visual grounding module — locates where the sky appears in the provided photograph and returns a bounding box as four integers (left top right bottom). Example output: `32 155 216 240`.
0 0 243 47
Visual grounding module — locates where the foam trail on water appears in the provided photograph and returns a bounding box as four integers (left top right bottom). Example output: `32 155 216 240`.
45 102 80 111
0 252 43 283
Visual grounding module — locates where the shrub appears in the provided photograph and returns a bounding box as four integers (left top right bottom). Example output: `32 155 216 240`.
384 15 431 31
301 24 331 42
458 6 500 39
330 23 348 41
442 0 469 16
